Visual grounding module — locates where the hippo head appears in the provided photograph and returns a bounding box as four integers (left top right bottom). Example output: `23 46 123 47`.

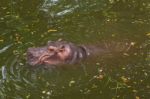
27 41 77 66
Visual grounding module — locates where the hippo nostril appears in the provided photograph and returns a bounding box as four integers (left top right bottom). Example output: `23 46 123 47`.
27 52 34 59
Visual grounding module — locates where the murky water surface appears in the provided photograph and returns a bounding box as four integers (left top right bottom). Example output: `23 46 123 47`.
0 0 150 99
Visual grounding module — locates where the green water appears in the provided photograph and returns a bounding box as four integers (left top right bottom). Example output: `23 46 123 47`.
0 0 150 99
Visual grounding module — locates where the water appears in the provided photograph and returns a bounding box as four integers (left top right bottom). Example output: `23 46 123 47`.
0 0 150 99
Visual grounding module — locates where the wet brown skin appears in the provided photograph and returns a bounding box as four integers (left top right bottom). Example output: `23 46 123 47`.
27 40 134 66
27 41 88 66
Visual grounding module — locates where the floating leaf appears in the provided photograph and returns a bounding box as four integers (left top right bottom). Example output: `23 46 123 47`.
133 89 138 93
0 39 4 42
97 75 104 80
48 29 57 32
69 80 75 87
135 96 140 99
146 32 150 36
121 76 129 83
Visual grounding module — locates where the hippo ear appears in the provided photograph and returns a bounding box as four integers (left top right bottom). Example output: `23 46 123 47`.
47 40 54 45
57 38 63 41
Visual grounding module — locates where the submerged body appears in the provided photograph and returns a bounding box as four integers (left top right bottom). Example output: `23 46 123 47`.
27 40 134 66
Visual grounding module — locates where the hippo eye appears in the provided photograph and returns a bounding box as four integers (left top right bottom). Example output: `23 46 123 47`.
59 49 65 52
48 46 55 52
59 45 65 52
49 48 54 52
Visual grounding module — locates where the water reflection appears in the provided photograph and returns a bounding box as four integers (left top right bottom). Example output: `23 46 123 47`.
0 44 13 54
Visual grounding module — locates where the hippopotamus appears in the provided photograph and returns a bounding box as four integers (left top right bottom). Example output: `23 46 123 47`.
27 40 134 66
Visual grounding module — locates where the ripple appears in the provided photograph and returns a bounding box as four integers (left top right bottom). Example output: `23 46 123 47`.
0 44 13 54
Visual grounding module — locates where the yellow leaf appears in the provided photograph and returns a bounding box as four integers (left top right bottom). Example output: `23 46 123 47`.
135 96 140 99
146 32 150 36
121 76 128 83
48 29 57 32
69 80 75 87
0 39 4 42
